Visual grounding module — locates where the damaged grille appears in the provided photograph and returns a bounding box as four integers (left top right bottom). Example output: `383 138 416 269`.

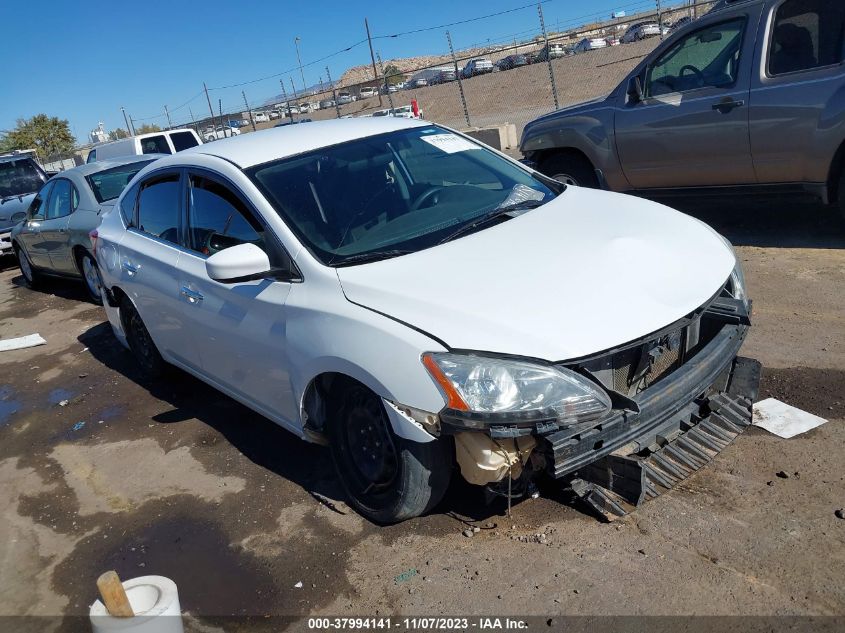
580 324 692 398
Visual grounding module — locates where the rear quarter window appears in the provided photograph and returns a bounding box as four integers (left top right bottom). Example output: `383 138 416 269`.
170 131 199 152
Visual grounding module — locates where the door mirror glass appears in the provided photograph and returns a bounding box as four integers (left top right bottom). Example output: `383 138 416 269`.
205 242 271 283
627 75 644 103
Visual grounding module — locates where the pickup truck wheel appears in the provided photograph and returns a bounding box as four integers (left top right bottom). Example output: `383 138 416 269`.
120 296 166 379
15 245 41 288
328 382 451 524
539 153 599 188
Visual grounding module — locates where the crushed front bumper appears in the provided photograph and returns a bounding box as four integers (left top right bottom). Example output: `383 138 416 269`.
539 322 760 520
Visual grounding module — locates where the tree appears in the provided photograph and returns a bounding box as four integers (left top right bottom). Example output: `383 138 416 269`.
108 128 129 141
3 114 76 158
383 64 405 85
135 123 161 134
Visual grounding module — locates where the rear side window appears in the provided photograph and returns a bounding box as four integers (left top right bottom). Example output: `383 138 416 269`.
28 182 53 219
768 0 845 75
140 135 172 155
170 131 199 152
119 182 140 225
186 174 265 256
136 175 181 243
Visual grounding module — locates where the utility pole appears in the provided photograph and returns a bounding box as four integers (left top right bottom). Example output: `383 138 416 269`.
376 52 394 111
121 107 133 136
290 77 298 104
365 18 384 107
294 37 307 96
164 105 172 130
538 2 560 110
326 66 341 119
203 82 216 132
447 31 471 128
129 116 136 136
656 0 664 40
242 91 256 132
218 99 225 135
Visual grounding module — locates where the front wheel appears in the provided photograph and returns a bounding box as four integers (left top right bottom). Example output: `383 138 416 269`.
539 152 600 188
327 382 452 524
16 245 40 288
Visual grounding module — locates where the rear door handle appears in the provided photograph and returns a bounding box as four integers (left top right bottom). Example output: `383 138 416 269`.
712 99 745 113
121 262 138 275
180 286 204 303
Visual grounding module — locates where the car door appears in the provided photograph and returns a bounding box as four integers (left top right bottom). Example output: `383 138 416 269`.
749 0 845 184
17 182 53 268
176 170 299 426
614 10 762 189
118 171 196 369
39 178 77 274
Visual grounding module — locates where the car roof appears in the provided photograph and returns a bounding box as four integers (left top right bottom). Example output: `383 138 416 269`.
59 154 166 178
180 117 429 169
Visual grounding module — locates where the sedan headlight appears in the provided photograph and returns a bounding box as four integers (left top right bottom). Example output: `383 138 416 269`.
720 235 749 311
422 352 611 428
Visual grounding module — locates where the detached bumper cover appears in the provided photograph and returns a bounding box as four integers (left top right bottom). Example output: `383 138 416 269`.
539 322 760 519
0 231 12 254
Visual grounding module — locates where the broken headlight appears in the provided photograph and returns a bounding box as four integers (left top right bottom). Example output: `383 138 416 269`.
720 235 749 312
422 352 611 428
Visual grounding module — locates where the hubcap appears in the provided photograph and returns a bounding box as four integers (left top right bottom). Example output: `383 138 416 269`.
18 250 32 282
82 257 102 297
552 172 579 186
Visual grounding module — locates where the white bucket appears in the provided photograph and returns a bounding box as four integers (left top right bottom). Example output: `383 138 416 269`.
90 575 183 633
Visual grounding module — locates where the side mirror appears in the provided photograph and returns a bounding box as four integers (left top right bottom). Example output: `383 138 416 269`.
206 242 271 283
626 75 644 104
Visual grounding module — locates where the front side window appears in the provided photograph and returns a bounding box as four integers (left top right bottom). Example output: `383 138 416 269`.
140 135 172 155
186 174 266 256
136 174 181 243
248 125 556 266
0 158 47 198
768 0 845 75
28 182 53 219
646 19 745 97
170 131 199 152
86 160 155 203
45 179 74 219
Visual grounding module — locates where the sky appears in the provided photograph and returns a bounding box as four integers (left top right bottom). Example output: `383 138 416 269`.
1 0 657 143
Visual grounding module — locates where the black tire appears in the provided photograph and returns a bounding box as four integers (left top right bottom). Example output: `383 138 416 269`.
539 152 600 188
76 251 103 305
15 244 41 288
120 295 166 379
327 381 452 524
837 168 845 221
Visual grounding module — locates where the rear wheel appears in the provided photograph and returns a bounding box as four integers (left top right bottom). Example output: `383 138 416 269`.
120 295 166 379
327 381 452 524
539 152 600 188
15 245 40 288
77 251 103 305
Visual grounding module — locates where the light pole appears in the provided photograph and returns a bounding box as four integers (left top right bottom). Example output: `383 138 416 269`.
295 36 307 96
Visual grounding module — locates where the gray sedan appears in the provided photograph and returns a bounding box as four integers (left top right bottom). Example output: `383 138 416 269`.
11 155 161 303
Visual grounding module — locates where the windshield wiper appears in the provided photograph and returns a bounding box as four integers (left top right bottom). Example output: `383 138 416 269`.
437 200 546 245
332 249 414 266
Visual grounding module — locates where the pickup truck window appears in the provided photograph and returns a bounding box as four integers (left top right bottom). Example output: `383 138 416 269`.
768 0 845 76
646 19 745 97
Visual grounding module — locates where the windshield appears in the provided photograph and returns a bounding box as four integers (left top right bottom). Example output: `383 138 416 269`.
86 159 156 203
0 158 47 199
247 125 557 266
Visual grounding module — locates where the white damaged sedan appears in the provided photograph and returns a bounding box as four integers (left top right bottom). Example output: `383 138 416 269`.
94 118 759 523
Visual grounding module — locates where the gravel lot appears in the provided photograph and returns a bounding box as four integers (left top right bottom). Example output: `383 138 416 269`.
0 196 843 632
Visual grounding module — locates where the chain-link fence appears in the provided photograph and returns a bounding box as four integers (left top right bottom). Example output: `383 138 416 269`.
105 0 719 158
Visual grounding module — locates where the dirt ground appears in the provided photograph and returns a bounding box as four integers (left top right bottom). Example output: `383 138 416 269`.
0 196 843 632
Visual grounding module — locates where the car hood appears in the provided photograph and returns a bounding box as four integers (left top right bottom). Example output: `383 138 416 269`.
0 193 35 231
336 187 735 361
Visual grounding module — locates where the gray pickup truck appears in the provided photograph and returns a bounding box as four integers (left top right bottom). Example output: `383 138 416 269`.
0 151 48 256
520 0 845 217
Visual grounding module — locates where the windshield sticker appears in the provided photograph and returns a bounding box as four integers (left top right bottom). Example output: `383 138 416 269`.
500 184 546 208
420 133 478 154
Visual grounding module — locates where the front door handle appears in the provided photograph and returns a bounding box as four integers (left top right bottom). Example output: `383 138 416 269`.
712 99 745 114
180 286 204 303
121 262 138 276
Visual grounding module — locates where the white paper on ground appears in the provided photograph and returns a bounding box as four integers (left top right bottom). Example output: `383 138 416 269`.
0 334 47 352
752 397 827 439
